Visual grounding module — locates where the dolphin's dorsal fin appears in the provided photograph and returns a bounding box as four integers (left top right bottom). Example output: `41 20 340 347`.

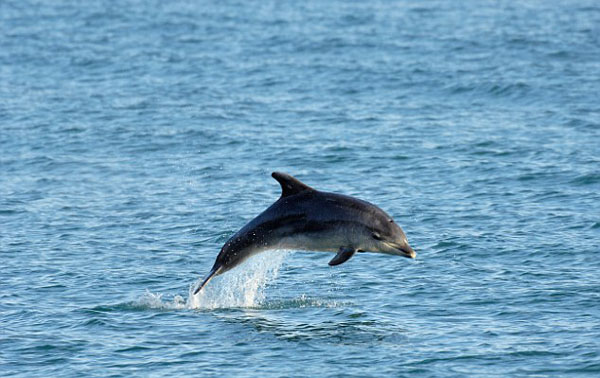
272 172 314 197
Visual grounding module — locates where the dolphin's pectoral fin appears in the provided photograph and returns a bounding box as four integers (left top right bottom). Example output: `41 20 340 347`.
272 172 314 197
328 247 356 266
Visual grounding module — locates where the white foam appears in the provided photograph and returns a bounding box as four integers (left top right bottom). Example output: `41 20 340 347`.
188 250 290 309
137 291 188 310
136 250 290 310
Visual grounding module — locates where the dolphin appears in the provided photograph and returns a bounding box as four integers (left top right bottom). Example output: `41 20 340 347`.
193 172 415 294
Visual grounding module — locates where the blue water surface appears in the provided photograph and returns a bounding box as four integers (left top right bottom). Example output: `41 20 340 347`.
1 0 599 376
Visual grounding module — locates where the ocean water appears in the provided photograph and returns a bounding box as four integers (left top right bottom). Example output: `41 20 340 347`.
1 0 599 376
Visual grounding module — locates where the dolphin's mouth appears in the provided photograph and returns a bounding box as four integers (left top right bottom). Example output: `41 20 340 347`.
389 243 416 258
400 246 416 259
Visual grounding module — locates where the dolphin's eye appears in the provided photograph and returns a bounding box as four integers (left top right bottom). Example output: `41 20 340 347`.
371 232 383 241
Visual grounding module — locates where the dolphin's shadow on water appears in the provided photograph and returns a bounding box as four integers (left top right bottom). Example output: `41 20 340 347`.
213 305 409 346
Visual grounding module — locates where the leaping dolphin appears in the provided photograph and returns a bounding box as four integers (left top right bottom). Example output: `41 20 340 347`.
193 172 415 294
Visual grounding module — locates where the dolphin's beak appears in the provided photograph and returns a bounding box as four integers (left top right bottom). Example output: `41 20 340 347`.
400 245 416 259
390 242 416 258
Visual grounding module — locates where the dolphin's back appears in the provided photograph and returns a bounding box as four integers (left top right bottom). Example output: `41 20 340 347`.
271 190 391 230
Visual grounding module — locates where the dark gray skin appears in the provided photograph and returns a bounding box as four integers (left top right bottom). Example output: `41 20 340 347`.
193 172 415 294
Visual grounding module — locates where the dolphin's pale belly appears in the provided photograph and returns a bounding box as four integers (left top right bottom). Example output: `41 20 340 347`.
218 224 354 275
266 215 366 253
275 232 344 253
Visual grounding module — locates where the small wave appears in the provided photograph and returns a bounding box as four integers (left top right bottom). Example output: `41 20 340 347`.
257 295 345 310
445 81 531 99
570 173 600 186
123 290 342 313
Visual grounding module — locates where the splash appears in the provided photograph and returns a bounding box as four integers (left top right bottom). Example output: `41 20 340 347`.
136 291 188 310
135 250 290 310
188 250 291 309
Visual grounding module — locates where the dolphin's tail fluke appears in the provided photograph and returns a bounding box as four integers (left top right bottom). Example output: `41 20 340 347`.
193 265 220 295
